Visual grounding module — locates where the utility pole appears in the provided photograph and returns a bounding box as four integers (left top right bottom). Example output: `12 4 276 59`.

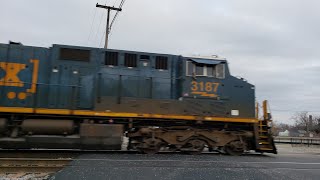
308 115 313 137
96 3 122 49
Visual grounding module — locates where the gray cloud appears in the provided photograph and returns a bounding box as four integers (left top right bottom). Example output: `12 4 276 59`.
1 0 320 124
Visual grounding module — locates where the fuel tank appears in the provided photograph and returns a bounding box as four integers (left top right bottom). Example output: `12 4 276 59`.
21 119 75 135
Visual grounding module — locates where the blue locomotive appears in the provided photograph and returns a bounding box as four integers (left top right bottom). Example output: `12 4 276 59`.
0 42 276 155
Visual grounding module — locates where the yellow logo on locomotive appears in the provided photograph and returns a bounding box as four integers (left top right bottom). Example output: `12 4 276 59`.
190 81 219 97
0 59 39 100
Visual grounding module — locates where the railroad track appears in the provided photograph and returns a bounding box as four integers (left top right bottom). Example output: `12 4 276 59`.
0 157 73 179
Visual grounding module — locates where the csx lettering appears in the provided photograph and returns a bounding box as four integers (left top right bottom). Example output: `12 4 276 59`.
0 62 26 87
0 60 40 100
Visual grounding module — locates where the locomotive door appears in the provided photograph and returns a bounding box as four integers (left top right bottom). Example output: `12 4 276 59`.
116 56 151 99
48 64 81 109
138 57 152 98
77 67 94 109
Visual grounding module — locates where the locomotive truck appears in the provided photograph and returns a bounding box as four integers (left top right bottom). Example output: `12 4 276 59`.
0 42 277 155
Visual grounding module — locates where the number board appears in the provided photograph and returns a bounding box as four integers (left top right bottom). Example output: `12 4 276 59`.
190 81 219 98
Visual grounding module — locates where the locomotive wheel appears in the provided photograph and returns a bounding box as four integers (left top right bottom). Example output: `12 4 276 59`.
168 145 178 152
224 141 245 156
139 138 163 154
142 147 161 154
182 139 206 155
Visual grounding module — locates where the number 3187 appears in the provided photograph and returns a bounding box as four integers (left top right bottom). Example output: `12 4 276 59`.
191 81 219 92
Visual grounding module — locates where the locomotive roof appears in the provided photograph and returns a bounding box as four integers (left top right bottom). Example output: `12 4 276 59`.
185 56 227 65
2 42 229 63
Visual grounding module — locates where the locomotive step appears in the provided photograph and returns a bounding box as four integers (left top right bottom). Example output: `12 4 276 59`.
259 136 269 139
258 130 268 133
258 147 274 151
258 141 270 145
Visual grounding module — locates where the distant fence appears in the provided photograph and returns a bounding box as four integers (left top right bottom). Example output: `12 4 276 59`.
274 136 320 146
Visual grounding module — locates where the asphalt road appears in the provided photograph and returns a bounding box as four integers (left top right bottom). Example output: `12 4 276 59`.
51 145 320 180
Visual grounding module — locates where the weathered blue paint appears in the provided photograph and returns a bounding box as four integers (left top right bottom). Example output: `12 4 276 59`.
0 43 255 118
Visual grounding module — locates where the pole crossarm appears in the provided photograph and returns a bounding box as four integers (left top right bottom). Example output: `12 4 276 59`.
96 3 122 11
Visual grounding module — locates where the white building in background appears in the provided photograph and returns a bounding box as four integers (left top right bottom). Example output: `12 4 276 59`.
279 130 290 137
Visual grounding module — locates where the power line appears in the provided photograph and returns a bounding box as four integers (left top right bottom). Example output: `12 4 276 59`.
103 0 126 47
99 30 106 47
109 0 126 32
96 2 122 48
272 109 320 113
256 99 320 113
98 1 111 47
86 6 98 46
88 0 109 46
93 8 107 47
92 0 109 47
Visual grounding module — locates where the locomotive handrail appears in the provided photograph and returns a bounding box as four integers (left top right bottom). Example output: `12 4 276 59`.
0 81 82 87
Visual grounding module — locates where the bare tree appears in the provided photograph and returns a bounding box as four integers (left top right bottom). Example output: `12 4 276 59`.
292 112 310 134
272 121 291 135
311 116 320 134
292 112 319 135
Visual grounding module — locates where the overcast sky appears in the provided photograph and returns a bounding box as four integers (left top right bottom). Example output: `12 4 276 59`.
1 0 320 124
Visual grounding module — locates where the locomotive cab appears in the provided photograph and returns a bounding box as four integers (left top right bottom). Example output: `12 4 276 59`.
180 56 255 118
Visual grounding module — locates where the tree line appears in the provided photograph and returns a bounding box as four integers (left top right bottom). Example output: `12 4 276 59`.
273 112 320 137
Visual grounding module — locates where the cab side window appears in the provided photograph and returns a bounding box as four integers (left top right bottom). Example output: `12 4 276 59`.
195 64 205 76
186 60 225 78
206 65 216 77
187 61 195 76
216 64 225 79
